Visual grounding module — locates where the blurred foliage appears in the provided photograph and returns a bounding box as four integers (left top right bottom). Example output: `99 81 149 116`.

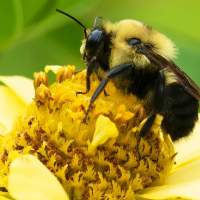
0 0 200 86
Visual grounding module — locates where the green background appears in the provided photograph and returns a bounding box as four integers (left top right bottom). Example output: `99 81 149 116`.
0 0 200 86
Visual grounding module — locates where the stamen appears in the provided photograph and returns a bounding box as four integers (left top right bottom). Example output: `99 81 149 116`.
33 72 49 90
34 84 51 108
56 66 75 83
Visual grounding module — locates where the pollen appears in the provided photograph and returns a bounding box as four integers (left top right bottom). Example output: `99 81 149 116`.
0 65 175 200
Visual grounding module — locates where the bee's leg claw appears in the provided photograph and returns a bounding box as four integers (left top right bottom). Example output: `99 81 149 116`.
103 89 109 97
82 117 88 125
74 69 84 75
76 91 87 96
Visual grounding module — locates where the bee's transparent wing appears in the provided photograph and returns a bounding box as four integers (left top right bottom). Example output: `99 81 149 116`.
137 45 200 101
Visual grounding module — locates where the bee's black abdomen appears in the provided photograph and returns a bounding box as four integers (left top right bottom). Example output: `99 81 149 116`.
161 83 199 141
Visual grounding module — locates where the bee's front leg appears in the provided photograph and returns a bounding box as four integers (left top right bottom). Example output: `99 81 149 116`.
83 63 134 123
137 69 165 159
74 69 85 75
76 56 97 95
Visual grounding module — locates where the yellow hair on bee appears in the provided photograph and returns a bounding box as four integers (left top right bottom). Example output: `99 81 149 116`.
150 29 177 60
114 20 177 59
164 69 178 85
80 29 92 55
97 19 177 69
80 39 86 55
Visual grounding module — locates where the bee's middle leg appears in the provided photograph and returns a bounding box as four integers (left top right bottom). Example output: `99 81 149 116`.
137 69 165 159
94 71 109 97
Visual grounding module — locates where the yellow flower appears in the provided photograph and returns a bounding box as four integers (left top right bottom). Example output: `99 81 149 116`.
0 76 34 132
0 66 200 200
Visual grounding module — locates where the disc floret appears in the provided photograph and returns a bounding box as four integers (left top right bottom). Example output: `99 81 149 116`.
0 66 175 200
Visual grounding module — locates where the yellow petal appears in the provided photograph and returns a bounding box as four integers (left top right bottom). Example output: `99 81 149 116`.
8 155 69 200
0 76 34 105
174 115 200 167
45 65 62 74
0 173 5 188
137 179 200 199
0 187 13 199
92 115 118 148
0 123 7 136
0 133 4 154
0 86 26 131
117 104 126 114
166 155 200 185
114 113 122 120
0 196 12 200
121 111 135 122
172 148 200 174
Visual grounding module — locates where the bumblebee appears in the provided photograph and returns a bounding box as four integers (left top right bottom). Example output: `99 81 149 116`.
56 9 200 144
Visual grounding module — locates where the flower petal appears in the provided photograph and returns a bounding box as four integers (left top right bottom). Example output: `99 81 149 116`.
0 123 7 136
0 187 13 200
166 155 200 185
45 65 62 74
173 115 200 168
8 155 69 200
0 174 5 188
92 115 118 148
137 179 200 199
0 76 34 105
0 86 26 131
0 196 12 200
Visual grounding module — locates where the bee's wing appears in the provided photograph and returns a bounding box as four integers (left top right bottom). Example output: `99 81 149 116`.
138 45 200 101
168 60 200 101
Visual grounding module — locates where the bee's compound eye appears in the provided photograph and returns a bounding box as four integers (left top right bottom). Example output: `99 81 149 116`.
128 38 141 46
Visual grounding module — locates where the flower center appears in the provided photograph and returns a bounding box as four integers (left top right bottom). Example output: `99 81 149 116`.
0 66 175 200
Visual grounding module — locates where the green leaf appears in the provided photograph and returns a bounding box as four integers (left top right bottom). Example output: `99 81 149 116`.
0 0 101 84
0 0 199 88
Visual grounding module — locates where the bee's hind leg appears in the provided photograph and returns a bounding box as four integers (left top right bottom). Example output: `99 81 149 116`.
137 69 165 159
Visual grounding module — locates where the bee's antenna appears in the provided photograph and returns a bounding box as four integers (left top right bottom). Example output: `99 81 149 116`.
93 16 102 29
56 9 87 38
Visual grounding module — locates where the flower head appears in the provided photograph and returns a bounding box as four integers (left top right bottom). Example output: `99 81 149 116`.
0 66 199 200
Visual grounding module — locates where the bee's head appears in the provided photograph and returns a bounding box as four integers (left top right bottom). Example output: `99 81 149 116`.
81 18 112 70
56 9 109 69
84 17 105 62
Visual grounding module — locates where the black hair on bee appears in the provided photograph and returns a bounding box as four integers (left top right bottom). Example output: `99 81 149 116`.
56 9 200 156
